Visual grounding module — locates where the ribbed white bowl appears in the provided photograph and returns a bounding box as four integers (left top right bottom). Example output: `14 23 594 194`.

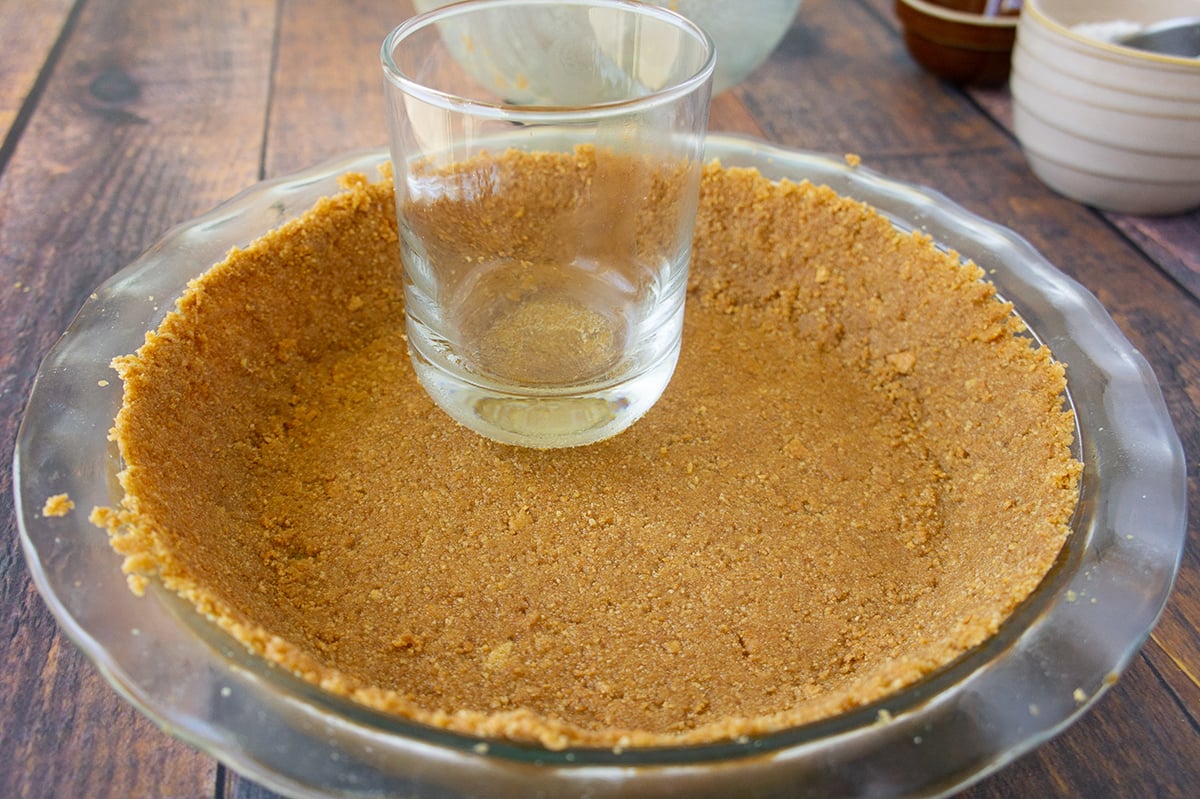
1012 0 1200 214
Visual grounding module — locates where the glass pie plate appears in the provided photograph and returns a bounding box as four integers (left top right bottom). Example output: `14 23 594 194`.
13 134 1187 799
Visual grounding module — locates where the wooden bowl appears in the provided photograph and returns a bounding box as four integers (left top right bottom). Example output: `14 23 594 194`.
896 0 1020 86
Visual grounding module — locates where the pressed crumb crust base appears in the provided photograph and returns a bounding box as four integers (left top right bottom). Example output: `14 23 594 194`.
91 157 1081 750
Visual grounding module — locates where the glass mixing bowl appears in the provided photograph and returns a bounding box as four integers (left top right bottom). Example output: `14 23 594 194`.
411 0 802 95
14 134 1186 798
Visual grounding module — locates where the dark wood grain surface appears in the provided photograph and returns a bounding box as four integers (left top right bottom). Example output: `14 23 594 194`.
2 1 1196 797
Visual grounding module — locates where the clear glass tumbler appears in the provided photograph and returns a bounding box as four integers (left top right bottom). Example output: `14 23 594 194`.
381 0 715 448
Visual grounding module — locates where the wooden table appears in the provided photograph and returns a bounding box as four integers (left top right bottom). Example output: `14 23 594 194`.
2 1 1197 796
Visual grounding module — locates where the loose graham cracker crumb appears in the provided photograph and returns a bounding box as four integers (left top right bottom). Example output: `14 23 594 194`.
92 154 1080 750
42 493 74 517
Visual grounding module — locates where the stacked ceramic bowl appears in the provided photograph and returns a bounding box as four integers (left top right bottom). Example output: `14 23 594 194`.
1011 0 1200 215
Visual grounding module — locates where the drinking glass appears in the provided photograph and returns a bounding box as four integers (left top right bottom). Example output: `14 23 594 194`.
382 0 715 448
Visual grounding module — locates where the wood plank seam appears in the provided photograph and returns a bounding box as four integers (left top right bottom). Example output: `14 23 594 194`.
1142 646 1200 734
257 0 287 182
0 0 86 178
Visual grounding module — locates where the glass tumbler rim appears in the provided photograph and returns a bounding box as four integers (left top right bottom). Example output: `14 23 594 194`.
380 0 717 121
